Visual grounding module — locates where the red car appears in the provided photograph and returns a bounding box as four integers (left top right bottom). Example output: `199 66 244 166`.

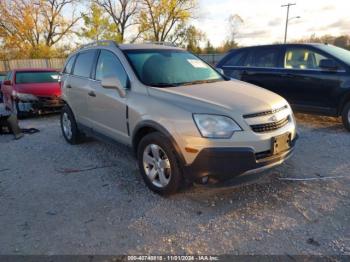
1 68 63 117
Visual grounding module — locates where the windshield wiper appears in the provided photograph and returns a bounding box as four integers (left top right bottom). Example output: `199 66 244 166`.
148 82 179 87
179 79 223 86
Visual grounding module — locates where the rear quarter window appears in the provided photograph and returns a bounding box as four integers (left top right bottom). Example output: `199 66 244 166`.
63 55 76 74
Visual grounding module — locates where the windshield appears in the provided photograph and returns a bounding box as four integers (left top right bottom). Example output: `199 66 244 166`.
124 49 224 87
15 71 60 84
317 45 350 66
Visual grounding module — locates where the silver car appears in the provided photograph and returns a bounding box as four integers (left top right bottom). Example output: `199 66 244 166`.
60 41 297 195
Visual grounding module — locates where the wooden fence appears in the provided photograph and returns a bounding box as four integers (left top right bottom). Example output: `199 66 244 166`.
0 54 225 72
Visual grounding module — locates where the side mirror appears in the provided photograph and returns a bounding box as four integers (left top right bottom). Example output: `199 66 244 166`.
319 59 338 70
3 80 12 85
216 68 224 75
101 75 126 98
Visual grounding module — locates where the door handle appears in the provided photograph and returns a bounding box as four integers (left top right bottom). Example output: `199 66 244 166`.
66 85 72 89
88 91 96 97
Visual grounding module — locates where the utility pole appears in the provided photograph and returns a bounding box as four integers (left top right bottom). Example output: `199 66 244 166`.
282 3 296 44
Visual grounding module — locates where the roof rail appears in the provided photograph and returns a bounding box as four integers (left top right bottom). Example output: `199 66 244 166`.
79 40 119 50
145 41 178 47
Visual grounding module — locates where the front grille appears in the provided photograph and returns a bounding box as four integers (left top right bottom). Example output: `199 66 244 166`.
250 116 289 133
243 105 288 119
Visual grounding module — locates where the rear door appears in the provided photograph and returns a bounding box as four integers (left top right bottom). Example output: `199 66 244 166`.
281 46 345 111
220 47 285 96
87 49 129 144
66 50 97 125
239 46 285 95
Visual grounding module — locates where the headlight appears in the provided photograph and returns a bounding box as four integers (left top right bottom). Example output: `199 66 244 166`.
193 114 242 138
14 92 38 101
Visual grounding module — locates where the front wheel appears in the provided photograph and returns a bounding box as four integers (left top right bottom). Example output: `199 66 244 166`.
60 105 84 144
342 101 350 132
137 132 183 195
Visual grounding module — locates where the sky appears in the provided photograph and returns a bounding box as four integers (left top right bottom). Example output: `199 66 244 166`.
193 0 350 47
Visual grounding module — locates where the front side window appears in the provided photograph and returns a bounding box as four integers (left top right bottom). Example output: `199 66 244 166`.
244 48 279 68
124 50 224 87
284 47 335 70
95 50 128 89
15 71 60 84
73 51 96 78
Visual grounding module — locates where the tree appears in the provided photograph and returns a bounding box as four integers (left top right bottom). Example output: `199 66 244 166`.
139 0 197 42
334 36 349 49
41 0 81 47
217 40 239 53
0 0 42 57
204 40 215 54
94 0 140 43
293 34 350 50
80 3 121 42
226 14 243 47
169 25 205 52
0 0 80 58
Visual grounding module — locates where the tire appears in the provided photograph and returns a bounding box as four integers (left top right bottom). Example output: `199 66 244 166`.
137 132 183 195
341 101 350 132
60 105 84 144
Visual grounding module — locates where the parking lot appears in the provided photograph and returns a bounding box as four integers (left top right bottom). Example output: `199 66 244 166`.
0 113 349 255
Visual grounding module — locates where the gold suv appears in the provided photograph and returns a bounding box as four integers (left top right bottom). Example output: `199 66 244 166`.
60 41 297 195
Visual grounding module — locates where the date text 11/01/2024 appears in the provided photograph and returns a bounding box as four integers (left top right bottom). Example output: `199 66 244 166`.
127 255 219 261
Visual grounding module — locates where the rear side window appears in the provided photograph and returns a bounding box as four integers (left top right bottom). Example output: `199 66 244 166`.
63 55 76 74
222 50 248 67
244 48 279 68
73 51 96 78
15 72 60 84
95 50 128 89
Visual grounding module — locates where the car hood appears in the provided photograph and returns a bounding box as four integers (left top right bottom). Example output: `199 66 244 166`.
148 80 287 116
14 82 61 97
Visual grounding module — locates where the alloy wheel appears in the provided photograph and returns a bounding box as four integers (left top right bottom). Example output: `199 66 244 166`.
62 112 73 139
143 144 171 188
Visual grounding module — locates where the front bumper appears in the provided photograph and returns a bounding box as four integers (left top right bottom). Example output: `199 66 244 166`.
183 135 297 183
17 96 64 112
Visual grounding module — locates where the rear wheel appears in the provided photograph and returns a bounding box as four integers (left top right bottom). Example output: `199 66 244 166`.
342 101 350 132
137 132 183 195
60 105 84 144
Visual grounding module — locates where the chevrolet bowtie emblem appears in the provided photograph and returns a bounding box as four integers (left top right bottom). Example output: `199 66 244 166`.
269 115 278 122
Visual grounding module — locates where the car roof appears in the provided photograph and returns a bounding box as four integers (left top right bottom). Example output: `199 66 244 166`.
118 43 183 51
231 43 331 52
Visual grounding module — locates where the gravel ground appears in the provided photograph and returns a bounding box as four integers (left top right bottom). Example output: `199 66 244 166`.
0 113 349 255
